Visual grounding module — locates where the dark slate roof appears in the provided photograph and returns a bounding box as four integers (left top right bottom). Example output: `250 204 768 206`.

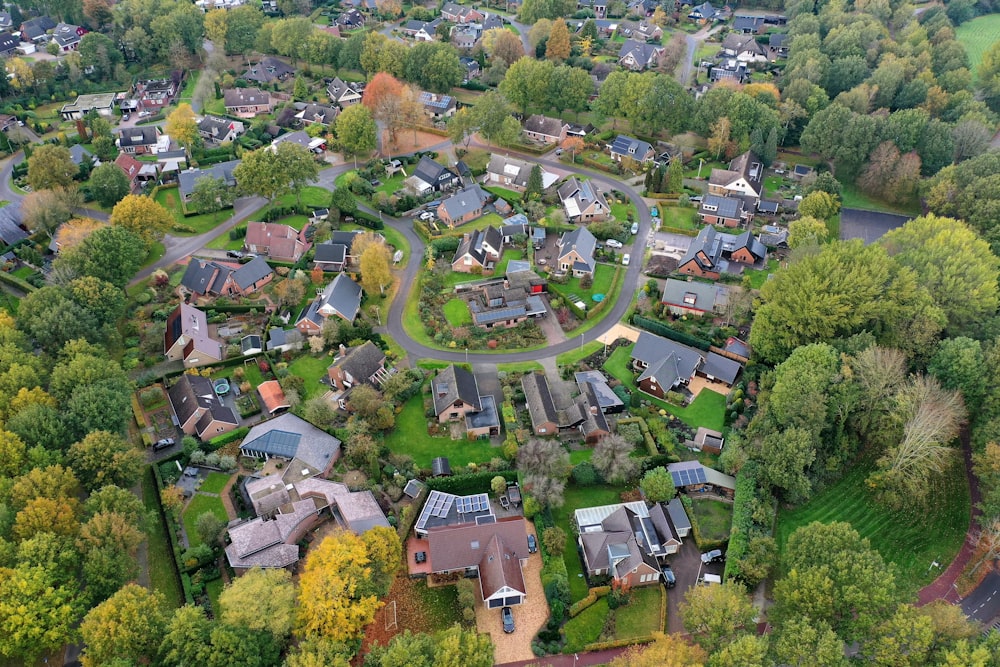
769 33 788 48
523 114 565 138
579 384 610 436
20 16 56 40
466 394 500 430
575 371 625 411
757 199 779 214
231 256 273 291
733 15 766 31
666 497 691 532
320 272 363 321
701 352 742 385
334 340 385 384
0 32 19 53
453 225 502 267
224 87 271 108
314 242 346 265
432 365 482 416
0 206 28 246
522 372 559 430
180 259 223 294
267 327 303 351
441 185 489 221
178 159 241 198
609 134 653 159
557 226 597 272
168 374 237 429
725 337 751 359
118 126 159 148
243 56 295 84
617 39 662 67
661 278 722 312
412 156 456 188
700 194 744 220
631 331 704 388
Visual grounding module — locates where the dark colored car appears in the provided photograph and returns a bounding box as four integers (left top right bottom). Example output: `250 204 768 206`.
153 438 175 450
415 551 427 564
662 565 676 588
227 250 245 259
501 606 515 634
701 549 725 564
527 534 537 553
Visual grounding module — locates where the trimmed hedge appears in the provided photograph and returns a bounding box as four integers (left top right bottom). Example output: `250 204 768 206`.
131 394 148 429
568 585 612 617
631 315 711 351
425 469 517 496
208 426 249 449
148 464 185 597
585 266 624 321
617 417 657 456
0 270 38 293
723 461 770 582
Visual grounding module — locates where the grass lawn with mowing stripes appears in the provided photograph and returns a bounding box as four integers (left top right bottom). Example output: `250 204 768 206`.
181 493 229 549
443 298 472 327
775 458 969 597
956 13 1000 80
200 472 232 494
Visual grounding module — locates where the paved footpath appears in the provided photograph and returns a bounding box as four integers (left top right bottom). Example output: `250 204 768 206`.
497 646 631 667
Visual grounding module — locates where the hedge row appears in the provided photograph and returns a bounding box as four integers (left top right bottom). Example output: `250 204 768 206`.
131 394 147 429
208 426 249 449
658 226 699 237
586 266 624 321
631 315 711 351
584 635 656 652
723 461 765 582
148 463 185 597
0 270 38 293
568 585 612 617
580 156 619 175
617 417 657 456
682 494 727 552
397 483 429 540
209 303 266 313
425 469 517 496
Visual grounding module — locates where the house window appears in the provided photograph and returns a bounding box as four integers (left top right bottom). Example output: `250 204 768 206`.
683 293 697 305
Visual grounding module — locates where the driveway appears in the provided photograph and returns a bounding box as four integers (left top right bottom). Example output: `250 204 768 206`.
653 231 695 254
475 523 548 664
665 538 703 633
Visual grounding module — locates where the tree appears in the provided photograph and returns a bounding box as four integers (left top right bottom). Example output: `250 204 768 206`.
483 29 523 66
862 604 935 667
0 429 26 477
15 495 82 540
527 18 553 49
297 530 383 642
273 277 306 309
517 438 570 478
27 144 77 191
189 175 233 219
0 566 81 662
797 190 840 220
362 72 405 144
80 584 167 667
59 225 147 289
336 104 377 167
5 57 33 91
929 337 986 413
640 466 676 502
680 581 756 653
500 58 553 114
78 512 144 600
360 242 393 296
159 605 213 667
88 163 131 208
881 214 1000 334
84 485 145 524
707 117 731 160
219 568 297 639
562 136 584 162
20 187 83 240
204 8 227 45
360 525 402 595
787 215 829 248
592 434 640 484
525 164 543 200
224 5 264 55
770 618 847 667
67 430 144 491
165 103 198 148
83 0 114 29
609 632 707 667
522 473 566 508
545 18 570 61
542 526 566 557
759 427 816 503
194 511 227 548
110 194 173 244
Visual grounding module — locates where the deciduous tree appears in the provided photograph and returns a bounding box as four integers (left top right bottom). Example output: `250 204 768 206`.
189 175 233 218
360 241 393 296
609 632 707 667
592 434 640 484
20 187 83 240
335 104 377 167
0 565 82 663
165 103 198 148
68 430 144 491
88 163 131 208
80 584 167 667
27 144 77 191
219 568 297 639
680 581 756 653
639 466 676 502
545 18 570 61
110 194 173 244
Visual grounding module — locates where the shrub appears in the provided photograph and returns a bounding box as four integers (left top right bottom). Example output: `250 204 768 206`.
571 461 599 486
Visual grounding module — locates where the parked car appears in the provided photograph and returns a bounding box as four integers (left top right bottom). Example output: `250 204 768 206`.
227 250 245 259
630 222 639 235
527 534 537 553
238 253 258 264
650 206 659 218
418 211 435 221
501 607 515 634
138 110 151 118
153 438 175 451
662 565 676 588
555 148 563 156
622 253 630 265
689 195 703 203
701 549 725 564
606 239 623 249
121 113 131 122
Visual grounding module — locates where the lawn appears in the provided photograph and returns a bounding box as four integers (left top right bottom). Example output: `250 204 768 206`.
276 185 333 210
206 233 245 251
483 185 523 204
569 449 593 464
840 182 920 216
243 361 264 387
287 353 332 400
604 344 727 431
775 458 970 597
141 241 167 269
563 598 609 652
181 493 229 549
615 586 664 639
684 159 726 179
610 200 636 224
154 187 232 235
496 361 543 373
202 97 226 116
659 206 698 231
443 298 472 327
688 498 733 543
200 471 232 494
744 257 778 289
443 212 505 236
551 484 627 603
550 264 618 304
206 578 225 616
556 340 604 366
141 469 183 609
956 13 1000 80
382 393 498 468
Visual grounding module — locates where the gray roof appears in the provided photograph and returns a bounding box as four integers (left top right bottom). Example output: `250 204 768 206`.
578 384 610 437
523 114 566 138
631 331 704 388
432 365 482 416
453 225 502 267
666 498 691 532
609 134 654 160
21 16 56 40
267 327 303 351
243 56 295 83
0 206 28 246
679 226 767 273
661 278 725 312
557 226 597 273
168 374 238 430
522 372 559 430
558 177 608 220
314 242 346 265
700 194 744 220
769 33 788 48
733 15 765 31
412 156 457 189
51 23 82 47
315 272 363 322
701 352 742 385
198 116 236 138
723 32 765 55
231 256 273 291
617 39 663 67
180 259 224 295
575 371 625 411
118 126 159 148
0 32 18 53
441 184 489 222
297 103 338 125
68 143 95 166
240 413 341 472
178 159 241 198
224 87 271 109
466 394 500 430
332 341 385 384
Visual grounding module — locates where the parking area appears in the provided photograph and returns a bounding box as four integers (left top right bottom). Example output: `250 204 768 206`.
652 231 695 254
839 208 911 245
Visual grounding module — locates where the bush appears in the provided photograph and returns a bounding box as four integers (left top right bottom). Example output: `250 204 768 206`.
571 461 599 486
207 426 248 450
229 225 247 240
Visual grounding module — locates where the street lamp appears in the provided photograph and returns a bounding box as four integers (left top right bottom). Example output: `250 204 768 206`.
579 333 584 349
465 347 469 363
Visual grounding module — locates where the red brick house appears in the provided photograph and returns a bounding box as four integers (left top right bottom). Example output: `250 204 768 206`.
676 226 767 280
576 502 680 587
244 221 312 262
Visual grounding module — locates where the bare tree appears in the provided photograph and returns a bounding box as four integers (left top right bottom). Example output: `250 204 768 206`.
523 473 566 509
517 438 570 479
973 517 1000 570
851 346 908 443
592 434 640 484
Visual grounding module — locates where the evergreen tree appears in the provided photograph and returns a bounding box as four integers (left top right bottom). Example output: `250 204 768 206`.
525 164 544 200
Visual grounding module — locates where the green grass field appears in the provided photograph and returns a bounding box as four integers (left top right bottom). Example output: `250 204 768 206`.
660 206 699 231
287 354 332 400
614 586 664 639
141 469 183 608
552 484 627 602
956 13 1000 80
496 361 543 373
200 472 232 495
688 498 733 543
206 577 225 616
550 264 618 304
744 258 778 289
840 182 921 216
276 185 333 210
563 598 609 652
443 298 472 327
556 340 604 366
775 459 970 597
382 393 498 468
181 493 229 549
494 249 525 275
484 185 523 203
154 187 231 235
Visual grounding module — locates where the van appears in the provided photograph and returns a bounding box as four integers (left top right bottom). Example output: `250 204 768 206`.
701 573 722 585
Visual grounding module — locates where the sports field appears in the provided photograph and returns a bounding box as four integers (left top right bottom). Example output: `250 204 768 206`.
956 13 1000 80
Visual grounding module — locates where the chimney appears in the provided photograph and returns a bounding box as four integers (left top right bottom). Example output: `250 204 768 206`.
338 343 347 357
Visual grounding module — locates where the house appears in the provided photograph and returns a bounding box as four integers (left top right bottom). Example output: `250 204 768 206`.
224 87 273 117
450 23 482 49
499 214 545 247
336 8 366 28
48 22 83 51
134 78 177 112
558 177 609 223
634 21 662 41
405 156 460 194
460 56 481 79
759 226 789 248
257 380 291 415
0 12 10 30
698 194 750 227
240 334 263 355
566 123 595 139
523 115 568 145
243 56 296 84
757 200 780 216
618 39 664 70
178 160 241 202
312 230 372 272
486 155 558 192
437 185 490 227
0 32 20 57
419 92 458 120
0 206 30 247
522 372 563 435
271 129 327 153
577 0 608 17
465 278 546 329
441 2 485 23
295 103 339 127
578 383 612 443
431 364 482 423
19 16 56 42
198 116 245 144
721 33 767 62
630 331 704 399
667 460 736 499
688 1 726 21
401 18 442 41
180 256 274 298
244 221 312 262
660 278 728 316
239 412 342 475
576 501 680 586
327 78 362 108
676 225 767 279
609 135 656 165
557 226 597 277
723 336 751 362
327 341 390 392
116 126 161 155
452 225 504 273
167 374 240 440
521 371 607 441
163 303 225 367
60 92 118 120
769 33 789 58
68 144 98 168
733 14 767 33
575 370 625 414
709 59 749 83
114 153 159 192
157 149 188 179
708 151 764 203
266 327 304 353
296 272 364 333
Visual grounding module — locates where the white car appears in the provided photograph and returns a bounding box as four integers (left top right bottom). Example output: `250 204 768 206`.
630 222 639 235
622 253 630 265
418 211 435 221
606 239 623 249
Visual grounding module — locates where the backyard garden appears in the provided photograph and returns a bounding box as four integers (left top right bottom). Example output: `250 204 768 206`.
382 392 499 468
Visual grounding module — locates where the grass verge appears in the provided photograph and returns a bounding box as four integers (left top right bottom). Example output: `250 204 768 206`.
141 468 183 609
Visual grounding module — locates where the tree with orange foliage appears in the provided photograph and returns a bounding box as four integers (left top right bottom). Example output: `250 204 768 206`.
362 72 405 145
562 136 584 162
610 632 707 667
743 82 781 103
